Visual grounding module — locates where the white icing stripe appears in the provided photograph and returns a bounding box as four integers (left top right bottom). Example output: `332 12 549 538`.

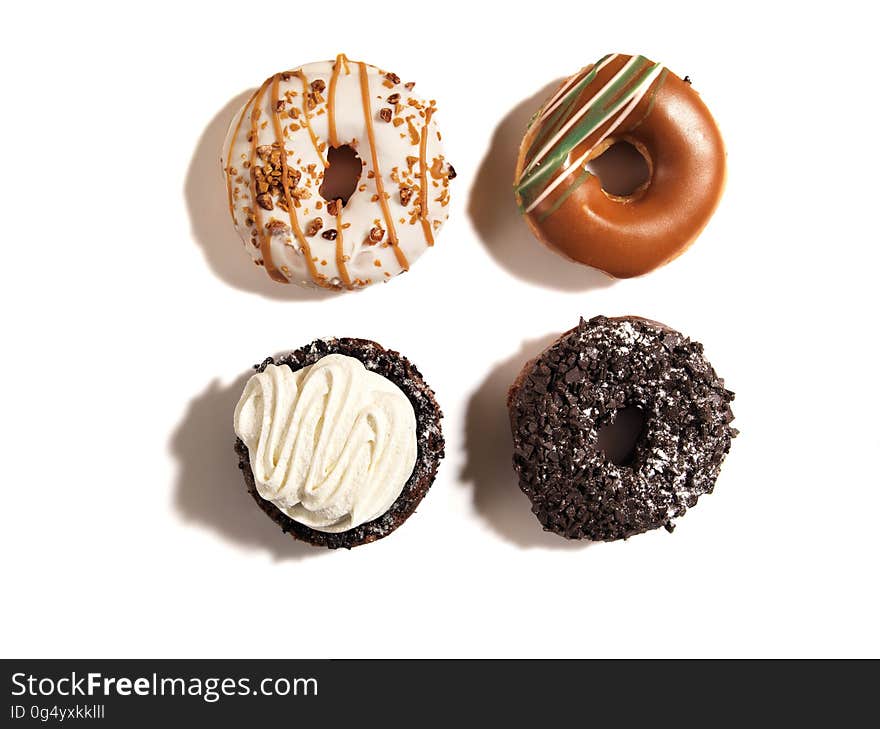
521 55 642 177
534 70 590 123
524 63 665 214
537 54 618 124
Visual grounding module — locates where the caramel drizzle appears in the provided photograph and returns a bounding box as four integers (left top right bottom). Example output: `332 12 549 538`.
269 73 324 287
294 70 327 167
417 106 435 246
328 53 350 149
358 61 408 271
328 55 353 287
248 78 285 282
224 88 259 221
333 200 351 287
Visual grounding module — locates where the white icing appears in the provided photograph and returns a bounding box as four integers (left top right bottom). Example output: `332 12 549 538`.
233 356 417 533
222 58 451 289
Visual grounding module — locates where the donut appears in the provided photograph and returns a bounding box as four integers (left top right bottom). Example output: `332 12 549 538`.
222 54 455 290
234 337 445 549
514 54 726 278
507 316 737 541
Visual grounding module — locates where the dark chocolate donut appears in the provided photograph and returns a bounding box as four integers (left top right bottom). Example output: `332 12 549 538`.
507 316 736 541
235 337 444 549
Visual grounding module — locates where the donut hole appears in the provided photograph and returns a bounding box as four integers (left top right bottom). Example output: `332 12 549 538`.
319 144 364 207
585 140 651 198
597 406 647 467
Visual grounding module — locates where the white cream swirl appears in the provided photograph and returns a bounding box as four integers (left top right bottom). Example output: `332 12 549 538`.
233 354 417 533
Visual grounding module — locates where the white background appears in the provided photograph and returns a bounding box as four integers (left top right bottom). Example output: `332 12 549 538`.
2 0 877 658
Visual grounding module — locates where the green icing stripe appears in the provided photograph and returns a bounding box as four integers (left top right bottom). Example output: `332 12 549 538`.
518 57 652 192
521 58 610 175
525 80 587 161
532 72 669 221
523 56 611 161
516 56 659 210
524 110 540 131
627 68 669 132
536 169 592 222
599 59 654 112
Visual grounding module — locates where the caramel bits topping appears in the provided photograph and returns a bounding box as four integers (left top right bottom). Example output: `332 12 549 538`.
256 193 274 211
311 79 326 92
399 185 414 206
406 118 420 145
266 219 289 235
387 93 401 104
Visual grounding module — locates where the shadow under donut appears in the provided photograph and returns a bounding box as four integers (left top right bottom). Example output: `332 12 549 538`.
468 80 615 293
170 372 326 561
184 89 333 302
460 335 591 549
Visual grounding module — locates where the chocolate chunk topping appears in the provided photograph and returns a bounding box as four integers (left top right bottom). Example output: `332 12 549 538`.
508 316 737 542
321 229 338 241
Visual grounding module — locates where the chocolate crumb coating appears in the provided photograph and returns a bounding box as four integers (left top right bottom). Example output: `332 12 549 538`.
235 337 445 549
508 316 737 541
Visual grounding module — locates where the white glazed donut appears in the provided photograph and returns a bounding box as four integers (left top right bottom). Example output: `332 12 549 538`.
222 54 455 290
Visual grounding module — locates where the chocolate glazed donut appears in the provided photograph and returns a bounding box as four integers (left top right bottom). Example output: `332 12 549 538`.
514 54 726 278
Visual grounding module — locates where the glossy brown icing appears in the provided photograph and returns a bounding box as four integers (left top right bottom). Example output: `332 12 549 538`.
514 54 726 278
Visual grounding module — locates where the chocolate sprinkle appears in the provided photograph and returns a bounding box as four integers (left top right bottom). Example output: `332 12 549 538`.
235 337 445 549
507 316 737 541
